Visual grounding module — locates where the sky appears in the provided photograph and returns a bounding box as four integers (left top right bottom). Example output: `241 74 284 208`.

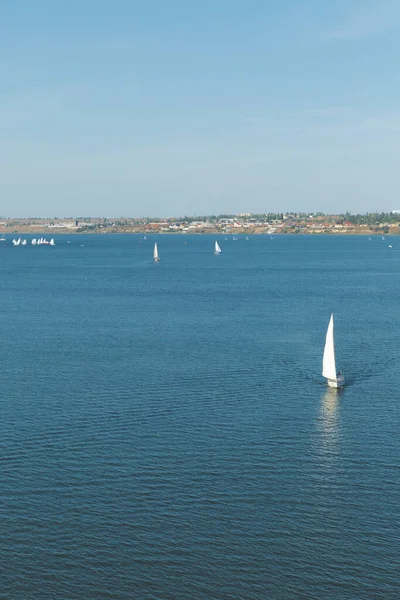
1 0 400 217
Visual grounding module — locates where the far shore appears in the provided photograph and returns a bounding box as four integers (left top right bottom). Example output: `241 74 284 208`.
2 229 397 236
1 213 398 236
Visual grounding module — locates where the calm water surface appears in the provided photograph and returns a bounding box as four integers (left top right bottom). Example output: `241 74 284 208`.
0 234 399 599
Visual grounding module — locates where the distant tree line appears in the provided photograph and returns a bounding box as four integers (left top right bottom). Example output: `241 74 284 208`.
341 212 399 225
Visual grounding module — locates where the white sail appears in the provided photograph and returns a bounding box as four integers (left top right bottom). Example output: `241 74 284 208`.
215 241 221 253
322 314 337 381
153 243 159 260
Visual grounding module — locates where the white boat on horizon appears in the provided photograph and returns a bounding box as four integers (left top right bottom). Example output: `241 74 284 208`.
214 241 222 254
153 242 160 262
322 314 345 389
49 238 55 246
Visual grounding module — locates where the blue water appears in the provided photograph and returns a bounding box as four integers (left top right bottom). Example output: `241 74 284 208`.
0 234 399 599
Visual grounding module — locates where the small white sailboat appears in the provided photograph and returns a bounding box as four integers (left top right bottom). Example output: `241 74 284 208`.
153 242 160 262
49 238 55 246
21 239 27 246
322 314 345 389
31 239 37 246
214 241 222 254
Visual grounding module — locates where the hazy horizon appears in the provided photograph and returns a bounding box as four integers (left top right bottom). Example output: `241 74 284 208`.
1 1 400 217
1 210 398 221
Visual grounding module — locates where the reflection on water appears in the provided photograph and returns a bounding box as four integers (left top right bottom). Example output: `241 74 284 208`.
321 388 340 427
318 388 342 462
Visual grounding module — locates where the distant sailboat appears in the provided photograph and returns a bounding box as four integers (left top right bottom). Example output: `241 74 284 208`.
153 242 160 262
214 241 222 254
21 239 27 246
322 314 345 388
49 238 55 246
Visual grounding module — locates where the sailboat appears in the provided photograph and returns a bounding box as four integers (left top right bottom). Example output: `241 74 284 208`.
214 241 222 254
322 314 345 388
153 242 160 262
49 238 55 246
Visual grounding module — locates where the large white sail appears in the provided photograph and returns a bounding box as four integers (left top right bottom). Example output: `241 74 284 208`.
215 241 221 253
322 314 337 380
153 243 159 260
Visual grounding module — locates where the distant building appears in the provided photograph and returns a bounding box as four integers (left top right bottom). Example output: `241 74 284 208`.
391 210 400 214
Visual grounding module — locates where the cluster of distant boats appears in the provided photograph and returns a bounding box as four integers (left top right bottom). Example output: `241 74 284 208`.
10 237 56 246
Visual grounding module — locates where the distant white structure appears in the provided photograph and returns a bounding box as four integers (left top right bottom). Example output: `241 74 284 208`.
391 209 400 214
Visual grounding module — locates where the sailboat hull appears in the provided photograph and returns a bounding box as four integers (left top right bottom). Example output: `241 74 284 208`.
327 375 345 389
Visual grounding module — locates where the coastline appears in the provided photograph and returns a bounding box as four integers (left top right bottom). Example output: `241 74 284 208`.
1 213 398 236
2 230 397 236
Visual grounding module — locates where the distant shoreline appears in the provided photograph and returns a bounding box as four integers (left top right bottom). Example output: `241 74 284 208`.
1 213 398 236
2 230 396 236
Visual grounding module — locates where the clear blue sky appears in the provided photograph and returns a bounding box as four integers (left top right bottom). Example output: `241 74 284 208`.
1 0 400 217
